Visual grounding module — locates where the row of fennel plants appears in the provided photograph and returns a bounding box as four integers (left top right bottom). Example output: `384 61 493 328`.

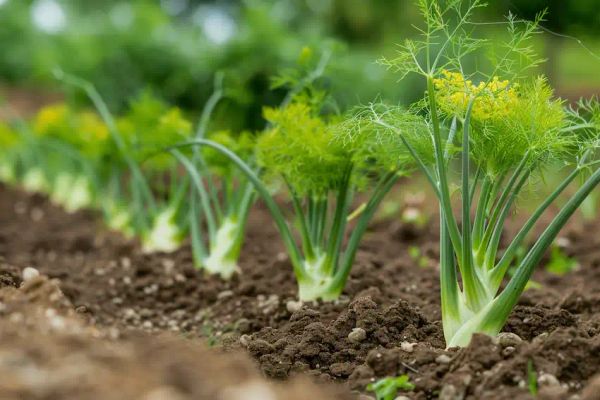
0 75 258 279
1 53 423 302
2 0 600 349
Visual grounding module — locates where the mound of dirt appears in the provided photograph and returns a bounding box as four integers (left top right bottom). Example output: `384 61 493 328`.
0 274 352 400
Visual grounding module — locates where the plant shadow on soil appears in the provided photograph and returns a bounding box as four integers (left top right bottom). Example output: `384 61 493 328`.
1 184 600 399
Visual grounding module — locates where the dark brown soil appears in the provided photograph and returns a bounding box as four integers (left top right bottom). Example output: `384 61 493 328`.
1 183 599 400
0 274 351 400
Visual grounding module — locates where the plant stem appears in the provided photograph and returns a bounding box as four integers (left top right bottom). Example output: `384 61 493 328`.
460 99 488 311
427 77 462 256
484 165 600 332
489 168 579 290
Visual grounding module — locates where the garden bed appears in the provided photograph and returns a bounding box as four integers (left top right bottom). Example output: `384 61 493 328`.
1 183 599 400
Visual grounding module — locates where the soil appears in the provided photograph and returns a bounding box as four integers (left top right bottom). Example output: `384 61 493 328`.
1 183 600 400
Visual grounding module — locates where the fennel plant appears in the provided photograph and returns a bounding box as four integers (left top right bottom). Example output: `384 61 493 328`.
169 50 333 280
172 79 257 279
173 94 425 301
56 72 187 251
365 0 600 347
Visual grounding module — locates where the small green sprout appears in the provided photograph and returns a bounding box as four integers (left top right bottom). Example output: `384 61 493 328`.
546 245 578 276
409 246 429 268
527 360 538 396
361 0 600 347
367 375 415 400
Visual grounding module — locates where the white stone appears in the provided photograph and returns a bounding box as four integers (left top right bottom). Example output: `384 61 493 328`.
538 373 560 387
348 328 367 343
497 332 522 347
286 300 303 313
435 354 451 364
22 267 40 282
400 341 417 353
219 380 276 400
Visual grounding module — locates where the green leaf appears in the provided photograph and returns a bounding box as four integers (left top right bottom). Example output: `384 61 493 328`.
527 360 538 396
366 375 415 400
546 245 578 276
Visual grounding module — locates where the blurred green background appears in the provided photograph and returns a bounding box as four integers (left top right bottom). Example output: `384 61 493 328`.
0 0 599 129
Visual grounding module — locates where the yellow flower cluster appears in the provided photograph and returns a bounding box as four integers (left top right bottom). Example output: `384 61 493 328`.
33 103 109 157
33 103 69 136
79 111 109 142
433 70 519 121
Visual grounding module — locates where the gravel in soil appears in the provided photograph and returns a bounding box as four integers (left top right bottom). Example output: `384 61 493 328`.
1 184 600 399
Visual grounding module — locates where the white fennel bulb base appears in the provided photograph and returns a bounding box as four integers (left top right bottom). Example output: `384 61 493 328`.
202 218 241 279
142 208 182 253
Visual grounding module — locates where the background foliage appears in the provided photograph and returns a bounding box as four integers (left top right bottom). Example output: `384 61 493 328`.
0 0 598 130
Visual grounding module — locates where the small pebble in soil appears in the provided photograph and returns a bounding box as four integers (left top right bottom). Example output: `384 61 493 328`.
532 332 549 345
435 354 451 364
394 396 411 400
220 380 277 400
218 290 234 300
286 300 303 313
538 373 561 387
142 321 153 330
49 315 66 330
400 341 417 353
502 346 516 356
143 284 158 295
497 332 522 347
14 201 27 214
123 308 137 321
357 395 375 400
439 384 463 400
258 294 280 315
30 207 44 221
22 267 40 282
348 327 367 343
556 236 571 248
108 327 120 339
142 386 185 400
161 258 175 273
402 207 422 222
239 334 251 347
120 257 131 269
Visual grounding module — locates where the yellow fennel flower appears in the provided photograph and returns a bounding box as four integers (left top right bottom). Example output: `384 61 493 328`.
433 70 518 122
33 103 68 136
80 111 109 142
